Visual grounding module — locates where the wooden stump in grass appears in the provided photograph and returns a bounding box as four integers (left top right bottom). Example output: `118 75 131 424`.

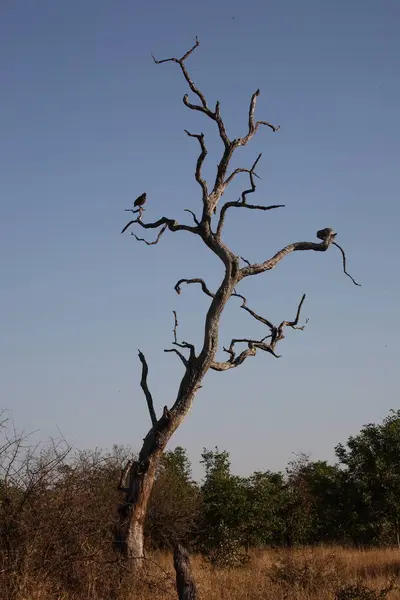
173 544 197 600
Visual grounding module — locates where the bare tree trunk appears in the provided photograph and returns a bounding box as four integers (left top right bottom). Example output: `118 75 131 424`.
116 383 202 563
174 544 197 600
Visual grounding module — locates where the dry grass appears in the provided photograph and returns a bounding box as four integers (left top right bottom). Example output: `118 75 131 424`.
5 546 400 599
142 547 400 600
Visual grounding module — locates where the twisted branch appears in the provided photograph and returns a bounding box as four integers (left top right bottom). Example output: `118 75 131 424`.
184 130 208 202
121 215 198 236
238 228 338 279
132 224 168 245
138 351 157 426
333 241 361 286
174 278 215 298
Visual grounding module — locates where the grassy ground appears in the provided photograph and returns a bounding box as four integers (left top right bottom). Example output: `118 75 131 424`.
7 546 400 599
130 547 400 600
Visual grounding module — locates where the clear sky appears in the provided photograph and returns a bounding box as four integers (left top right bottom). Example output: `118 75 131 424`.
1 0 399 479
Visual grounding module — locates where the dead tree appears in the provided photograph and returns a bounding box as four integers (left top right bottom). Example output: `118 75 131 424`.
117 38 359 563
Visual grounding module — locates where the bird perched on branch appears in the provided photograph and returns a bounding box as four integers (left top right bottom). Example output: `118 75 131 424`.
134 193 147 208
316 228 336 241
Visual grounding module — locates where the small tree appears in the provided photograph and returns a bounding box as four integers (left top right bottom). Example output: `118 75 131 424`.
116 38 359 562
336 410 400 546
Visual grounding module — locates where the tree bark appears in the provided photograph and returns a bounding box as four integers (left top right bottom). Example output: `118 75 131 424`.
174 544 198 600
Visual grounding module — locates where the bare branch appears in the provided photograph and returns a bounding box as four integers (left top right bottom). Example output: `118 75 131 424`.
217 154 284 235
238 228 338 279
217 202 284 237
232 291 275 329
132 224 168 245
171 311 196 358
152 39 280 218
184 209 200 226
184 130 208 201
241 153 262 203
152 37 214 124
174 278 215 298
121 215 198 236
137 350 157 426
211 343 257 371
332 241 362 286
172 310 179 344
212 292 308 371
164 348 189 367
239 89 280 147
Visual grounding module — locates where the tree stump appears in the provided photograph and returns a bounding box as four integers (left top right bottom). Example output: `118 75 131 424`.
173 544 197 600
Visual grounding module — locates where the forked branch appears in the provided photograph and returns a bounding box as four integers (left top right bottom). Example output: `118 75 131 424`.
152 38 279 216
211 293 307 371
217 154 285 235
164 311 196 366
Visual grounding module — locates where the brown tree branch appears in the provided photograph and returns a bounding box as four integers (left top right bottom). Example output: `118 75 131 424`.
153 38 278 217
238 228 337 279
152 37 211 116
137 351 157 426
171 311 196 359
332 241 362 286
121 215 198 236
216 153 284 234
184 209 200 226
184 130 208 202
240 256 252 266
211 293 308 371
240 89 280 146
210 343 257 370
132 224 168 245
231 291 275 329
174 278 215 298
164 348 188 367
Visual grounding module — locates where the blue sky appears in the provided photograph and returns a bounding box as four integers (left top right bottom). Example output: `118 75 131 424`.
1 0 399 478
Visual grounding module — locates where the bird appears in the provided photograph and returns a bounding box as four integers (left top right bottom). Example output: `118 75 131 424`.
316 228 336 241
134 193 147 208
